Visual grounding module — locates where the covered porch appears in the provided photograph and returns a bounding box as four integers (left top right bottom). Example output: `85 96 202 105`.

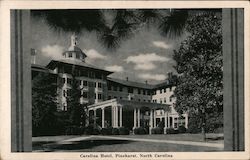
87 99 172 134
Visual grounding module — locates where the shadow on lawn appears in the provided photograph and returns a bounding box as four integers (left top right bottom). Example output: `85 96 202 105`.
34 140 131 152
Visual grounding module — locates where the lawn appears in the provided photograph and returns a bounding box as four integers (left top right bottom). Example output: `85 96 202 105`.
32 133 223 152
106 133 224 143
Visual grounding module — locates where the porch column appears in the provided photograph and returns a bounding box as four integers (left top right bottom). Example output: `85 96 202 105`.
119 106 123 127
111 106 114 127
133 108 137 129
153 109 156 127
164 110 167 134
185 114 188 129
149 109 153 134
102 107 105 128
168 114 170 128
85 109 89 127
172 116 175 128
137 108 140 127
93 109 96 127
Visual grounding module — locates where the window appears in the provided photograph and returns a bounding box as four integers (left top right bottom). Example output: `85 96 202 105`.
170 97 172 102
143 99 146 102
131 97 134 101
108 96 111 100
128 87 133 93
98 94 102 100
98 83 102 88
143 90 146 95
164 88 166 93
164 98 166 103
119 86 123 92
108 85 111 90
82 92 88 98
138 99 141 102
83 80 88 86
148 100 151 102
170 87 172 91
120 97 122 99
63 104 67 111
138 89 141 94
160 89 162 94
63 90 66 97
63 78 66 84
67 89 72 97
68 52 72 57
114 85 117 91
67 78 72 85
76 53 80 59
160 98 162 104
147 90 150 95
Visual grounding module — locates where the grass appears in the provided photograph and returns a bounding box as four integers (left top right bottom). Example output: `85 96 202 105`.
32 134 223 152
107 133 224 143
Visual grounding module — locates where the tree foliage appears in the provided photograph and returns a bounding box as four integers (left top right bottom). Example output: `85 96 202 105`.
31 9 220 50
32 72 58 136
173 12 223 133
66 71 87 128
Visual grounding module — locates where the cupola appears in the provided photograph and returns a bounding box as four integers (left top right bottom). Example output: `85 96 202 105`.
62 33 87 62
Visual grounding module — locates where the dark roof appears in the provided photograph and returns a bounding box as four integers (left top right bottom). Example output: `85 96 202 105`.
31 64 48 72
46 59 113 75
107 77 155 89
107 76 177 90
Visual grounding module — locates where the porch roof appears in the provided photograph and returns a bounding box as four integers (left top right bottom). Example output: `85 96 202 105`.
87 99 171 111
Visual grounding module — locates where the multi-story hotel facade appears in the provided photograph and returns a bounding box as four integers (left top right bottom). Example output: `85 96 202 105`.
32 35 188 134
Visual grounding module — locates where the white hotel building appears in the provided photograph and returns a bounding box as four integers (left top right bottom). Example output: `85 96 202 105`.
32 35 188 134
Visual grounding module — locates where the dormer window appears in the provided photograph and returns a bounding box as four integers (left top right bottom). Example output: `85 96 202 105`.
68 52 72 57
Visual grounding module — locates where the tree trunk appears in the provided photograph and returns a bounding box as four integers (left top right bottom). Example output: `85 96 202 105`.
201 123 206 142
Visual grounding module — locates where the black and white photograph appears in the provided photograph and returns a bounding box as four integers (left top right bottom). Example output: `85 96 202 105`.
0 1 249 160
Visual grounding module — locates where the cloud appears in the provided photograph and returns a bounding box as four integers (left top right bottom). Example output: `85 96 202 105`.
105 65 124 72
139 73 167 81
134 62 156 70
125 53 169 71
153 41 172 49
85 49 107 59
41 44 64 59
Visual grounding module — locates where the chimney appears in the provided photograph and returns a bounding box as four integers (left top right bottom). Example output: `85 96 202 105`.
168 72 172 79
126 77 128 81
31 48 37 64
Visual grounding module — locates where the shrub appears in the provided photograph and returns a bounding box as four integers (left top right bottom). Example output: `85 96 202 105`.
101 127 113 135
187 116 202 133
178 125 187 133
84 124 96 135
118 127 130 135
92 128 101 135
65 125 84 135
112 128 119 135
151 127 163 134
166 128 178 134
134 127 146 135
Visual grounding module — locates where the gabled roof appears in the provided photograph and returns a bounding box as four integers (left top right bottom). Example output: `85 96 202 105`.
107 77 155 89
46 59 113 75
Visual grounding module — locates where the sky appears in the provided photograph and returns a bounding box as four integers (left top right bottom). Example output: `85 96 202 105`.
31 12 188 84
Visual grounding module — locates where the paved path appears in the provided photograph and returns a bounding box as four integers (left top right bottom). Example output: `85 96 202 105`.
64 135 223 149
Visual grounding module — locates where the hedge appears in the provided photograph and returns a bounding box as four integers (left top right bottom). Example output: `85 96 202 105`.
151 127 163 134
166 128 178 134
134 127 147 135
